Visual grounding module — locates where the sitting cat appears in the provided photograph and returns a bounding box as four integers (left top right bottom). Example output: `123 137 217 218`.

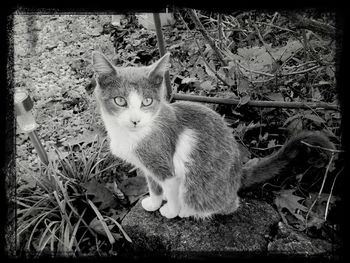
92 51 334 219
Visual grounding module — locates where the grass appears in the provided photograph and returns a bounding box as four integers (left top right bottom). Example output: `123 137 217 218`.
16 135 130 257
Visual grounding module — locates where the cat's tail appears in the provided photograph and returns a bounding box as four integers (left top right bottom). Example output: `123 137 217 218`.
240 131 335 189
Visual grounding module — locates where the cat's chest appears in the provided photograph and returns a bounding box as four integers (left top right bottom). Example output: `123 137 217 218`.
104 121 149 168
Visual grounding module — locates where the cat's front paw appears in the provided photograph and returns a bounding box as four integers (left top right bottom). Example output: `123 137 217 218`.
159 204 179 219
141 196 162 211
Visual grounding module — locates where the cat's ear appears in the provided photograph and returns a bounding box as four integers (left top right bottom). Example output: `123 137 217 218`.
92 51 115 75
147 53 170 79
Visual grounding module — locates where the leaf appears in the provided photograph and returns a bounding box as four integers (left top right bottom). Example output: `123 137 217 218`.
267 93 284 101
311 87 323 102
105 181 128 206
237 78 249 94
181 77 198 84
267 139 276 148
325 66 335 78
234 40 303 80
82 179 117 210
89 217 122 240
119 175 148 204
304 113 326 124
274 189 308 221
47 149 70 162
239 95 250 106
286 118 303 133
203 62 217 79
283 114 302 127
63 131 100 147
199 80 214 91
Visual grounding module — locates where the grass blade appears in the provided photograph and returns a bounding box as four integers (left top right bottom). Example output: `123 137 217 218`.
105 216 132 243
68 208 86 250
87 199 115 244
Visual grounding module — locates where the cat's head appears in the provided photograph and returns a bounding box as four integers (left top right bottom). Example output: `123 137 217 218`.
92 51 170 131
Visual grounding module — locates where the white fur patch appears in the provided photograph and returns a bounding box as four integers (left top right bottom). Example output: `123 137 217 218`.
158 177 181 218
99 90 158 170
100 107 152 169
128 91 142 109
172 129 199 217
173 128 197 178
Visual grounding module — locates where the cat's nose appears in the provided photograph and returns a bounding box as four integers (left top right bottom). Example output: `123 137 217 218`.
131 119 140 126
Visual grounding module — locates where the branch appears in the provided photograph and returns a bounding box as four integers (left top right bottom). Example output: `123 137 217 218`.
305 153 335 228
300 141 343 154
253 23 276 63
187 9 228 67
282 65 321 76
178 13 231 87
284 13 336 37
171 93 340 111
236 61 275 77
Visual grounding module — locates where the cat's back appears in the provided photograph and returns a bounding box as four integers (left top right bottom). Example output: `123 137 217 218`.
171 101 232 135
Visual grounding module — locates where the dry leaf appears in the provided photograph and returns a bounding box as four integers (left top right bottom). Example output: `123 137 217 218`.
304 113 326 124
119 176 148 204
82 179 117 210
199 80 214 91
274 189 308 222
89 217 122 240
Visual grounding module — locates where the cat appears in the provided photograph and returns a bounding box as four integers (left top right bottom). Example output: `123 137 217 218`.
92 51 334 219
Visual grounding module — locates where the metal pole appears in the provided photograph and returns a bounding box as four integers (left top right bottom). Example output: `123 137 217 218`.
153 13 172 101
28 131 49 165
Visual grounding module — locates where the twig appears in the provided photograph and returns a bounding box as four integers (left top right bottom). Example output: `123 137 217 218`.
236 61 320 78
218 14 223 49
172 93 340 111
300 141 343 154
187 9 228 67
179 12 231 88
305 153 335 228
250 144 283 151
257 22 296 33
253 23 276 63
324 167 342 220
282 65 321 76
251 77 275 84
283 60 317 70
284 12 336 38
262 12 279 37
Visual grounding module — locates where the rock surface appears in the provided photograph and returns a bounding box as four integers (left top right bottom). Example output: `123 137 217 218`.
121 198 280 257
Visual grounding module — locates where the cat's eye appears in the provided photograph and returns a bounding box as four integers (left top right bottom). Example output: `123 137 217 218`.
142 98 153 107
114 96 127 107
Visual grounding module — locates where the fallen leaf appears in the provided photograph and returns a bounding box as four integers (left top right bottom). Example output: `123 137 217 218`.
283 114 302 127
274 189 308 222
239 95 250 106
89 217 122 240
267 93 284 101
267 139 276 148
237 78 249 94
82 179 117 210
199 80 214 91
119 175 148 204
304 113 326 124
